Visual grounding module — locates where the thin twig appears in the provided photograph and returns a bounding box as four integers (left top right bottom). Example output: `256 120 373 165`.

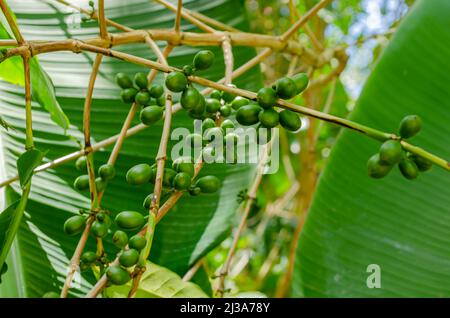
182 259 204 282
0 0 24 44
97 0 108 39
312 78 337 145
174 0 183 33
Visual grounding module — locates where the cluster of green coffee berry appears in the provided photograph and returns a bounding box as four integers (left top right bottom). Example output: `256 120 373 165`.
125 157 221 198
72 156 116 193
368 115 432 180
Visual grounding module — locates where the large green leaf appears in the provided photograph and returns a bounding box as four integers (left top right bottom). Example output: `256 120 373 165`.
293 0 450 297
0 0 260 297
106 261 208 298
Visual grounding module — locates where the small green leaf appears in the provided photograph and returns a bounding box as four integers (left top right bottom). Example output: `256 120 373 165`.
17 149 46 188
105 261 208 298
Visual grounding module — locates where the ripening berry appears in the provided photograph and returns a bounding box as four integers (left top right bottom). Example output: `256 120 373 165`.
379 140 403 165
259 108 279 128
115 73 133 89
115 211 145 231
291 73 309 94
165 72 188 92
173 157 195 177
279 110 301 131
399 158 419 180
112 230 128 249
236 104 262 126
231 96 249 110
162 168 177 187
75 156 87 171
135 91 150 106
120 88 138 104
99 164 116 181
273 77 297 99
205 98 221 113
181 86 201 110
126 163 152 185
257 87 277 109
219 105 232 117
91 221 109 238
188 95 206 118
410 154 432 172
399 115 422 139
81 251 97 264
193 50 215 70
129 235 146 251
173 172 192 191
107 265 131 285
73 174 90 191
119 249 139 268
140 106 163 126
367 153 392 179
195 175 221 193
134 72 148 89
221 119 235 131
148 84 164 98
63 215 86 236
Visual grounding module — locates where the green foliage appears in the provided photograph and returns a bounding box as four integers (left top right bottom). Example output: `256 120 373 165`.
293 0 450 297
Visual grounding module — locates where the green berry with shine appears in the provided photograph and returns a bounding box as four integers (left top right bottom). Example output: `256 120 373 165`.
367 153 392 179
115 73 133 89
163 168 177 187
291 73 309 94
95 177 107 192
119 249 139 267
410 154 432 172
274 77 297 99
193 50 215 70
181 86 201 110
196 175 221 194
165 71 188 92
74 174 90 191
75 156 87 171
205 98 221 113
210 90 222 100
135 91 150 106
257 87 277 109
107 265 131 285
140 106 164 126
134 72 148 89
379 140 403 165
99 164 116 181
202 118 216 131
189 186 201 196
279 110 301 131
149 84 164 98
231 96 249 110
236 104 262 126
259 108 279 128
120 88 138 104
64 215 86 236
115 211 145 231
183 64 194 76
221 119 235 131
173 157 195 177
173 172 192 191
81 251 97 264
112 230 128 249
126 163 152 185
156 95 166 106
129 235 146 251
399 115 422 139
91 221 109 238
399 158 419 180
219 105 232 117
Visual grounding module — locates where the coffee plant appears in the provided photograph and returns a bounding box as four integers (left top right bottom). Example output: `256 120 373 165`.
0 0 449 298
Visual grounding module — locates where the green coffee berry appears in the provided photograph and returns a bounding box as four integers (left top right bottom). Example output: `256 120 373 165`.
126 163 152 185
91 221 109 238
183 64 195 76
210 90 222 100
120 88 138 104
257 87 277 109
64 215 86 236
99 164 116 181
107 265 131 285
129 235 146 251
149 84 164 98
112 230 128 249
173 157 195 177
196 175 221 193
379 140 403 165
205 98 221 113
236 104 262 126
219 105 232 117
95 177 107 192
399 115 422 139
259 108 279 128
279 110 301 131
202 118 216 131
399 158 419 180
115 73 133 89
156 95 166 106
189 186 201 196
189 95 206 117
140 106 164 126
173 172 192 191
162 168 177 187
221 119 235 131
119 249 140 267
81 251 97 264
410 154 432 172
74 175 90 191
75 156 87 171
193 50 215 70
222 84 236 103
291 73 309 94
134 72 148 89
231 96 249 110
165 72 188 92
274 77 297 99
181 86 201 110
115 211 145 231
135 91 150 106
367 153 392 179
